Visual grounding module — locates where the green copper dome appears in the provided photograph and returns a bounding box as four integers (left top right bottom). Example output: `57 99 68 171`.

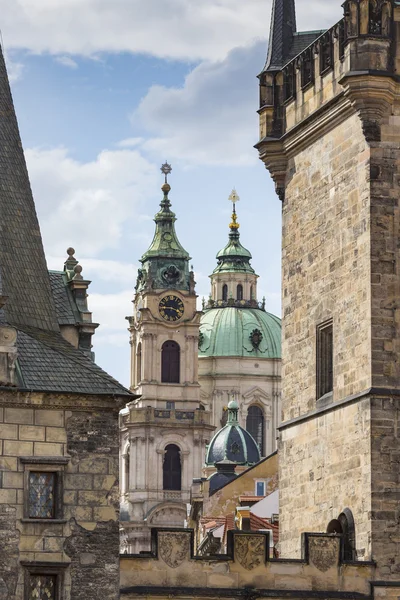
205 400 261 467
199 307 281 358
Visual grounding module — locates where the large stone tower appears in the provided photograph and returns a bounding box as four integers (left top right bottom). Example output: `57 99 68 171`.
257 0 400 576
121 165 213 553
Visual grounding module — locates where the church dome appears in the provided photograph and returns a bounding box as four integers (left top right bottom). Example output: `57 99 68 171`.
199 307 281 358
205 400 261 466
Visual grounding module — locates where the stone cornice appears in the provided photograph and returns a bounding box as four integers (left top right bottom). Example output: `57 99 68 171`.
0 389 131 411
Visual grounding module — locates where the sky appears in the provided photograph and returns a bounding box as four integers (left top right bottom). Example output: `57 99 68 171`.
3 0 343 387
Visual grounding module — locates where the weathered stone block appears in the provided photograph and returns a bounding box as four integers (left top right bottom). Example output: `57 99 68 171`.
4 408 33 425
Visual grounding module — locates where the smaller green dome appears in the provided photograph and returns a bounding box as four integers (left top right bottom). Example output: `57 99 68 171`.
205 402 260 467
213 202 255 275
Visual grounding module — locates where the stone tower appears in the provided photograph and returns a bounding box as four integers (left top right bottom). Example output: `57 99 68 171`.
257 0 400 576
121 165 214 553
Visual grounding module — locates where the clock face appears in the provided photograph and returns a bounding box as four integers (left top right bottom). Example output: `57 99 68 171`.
159 295 184 322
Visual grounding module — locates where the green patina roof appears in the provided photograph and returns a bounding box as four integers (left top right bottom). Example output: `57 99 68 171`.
199 307 281 358
205 400 261 467
213 207 255 275
141 183 190 263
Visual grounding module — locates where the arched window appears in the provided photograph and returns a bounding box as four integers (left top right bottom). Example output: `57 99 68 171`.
246 405 265 456
327 509 356 561
161 341 180 383
136 343 142 385
163 444 181 491
237 284 243 301
250 285 254 300
222 284 228 301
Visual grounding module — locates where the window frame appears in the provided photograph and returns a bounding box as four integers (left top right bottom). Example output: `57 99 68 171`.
316 319 334 402
20 457 69 524
21 561 69 600
255 480 266 496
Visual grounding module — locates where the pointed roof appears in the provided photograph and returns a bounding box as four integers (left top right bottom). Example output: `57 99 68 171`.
141 182 190 263
264 0 297 71
0 45 131 398
0 45 59 331
213 198 255 275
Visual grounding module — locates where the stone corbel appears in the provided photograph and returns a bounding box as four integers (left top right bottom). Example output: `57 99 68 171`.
257 138 287 202
339 73 397 142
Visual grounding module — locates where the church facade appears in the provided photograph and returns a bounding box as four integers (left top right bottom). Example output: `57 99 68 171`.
120 179 282 552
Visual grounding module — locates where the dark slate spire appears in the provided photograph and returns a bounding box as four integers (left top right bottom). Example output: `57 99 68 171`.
264 0 297 71
0 45 59 331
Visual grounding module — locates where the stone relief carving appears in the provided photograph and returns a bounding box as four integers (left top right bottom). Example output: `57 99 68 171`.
234 535 265 570
308 536 339 573
158 532 190 568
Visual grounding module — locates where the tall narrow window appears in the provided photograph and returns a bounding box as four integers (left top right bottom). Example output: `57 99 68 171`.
28 472 56 519
222 284 228 301
161 341 180 383
317 320 333 399
246 406 265 456
327 508 356 561
136 342 142 385
163 444 181 491
250 285 254 300
237 284 243 301
124 447 130 494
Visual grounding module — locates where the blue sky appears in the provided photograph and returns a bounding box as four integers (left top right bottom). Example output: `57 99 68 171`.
3 0 342 386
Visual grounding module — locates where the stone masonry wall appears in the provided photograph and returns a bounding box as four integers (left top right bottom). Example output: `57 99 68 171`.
279 113 372 558
0 392 122 600
282 113 371 420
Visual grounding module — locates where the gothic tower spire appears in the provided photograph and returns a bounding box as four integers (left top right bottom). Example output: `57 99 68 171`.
0 45 59 331
264 0 297 71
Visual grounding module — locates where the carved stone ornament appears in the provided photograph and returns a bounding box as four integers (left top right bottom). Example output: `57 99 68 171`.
234 535 265 571
250 328 263 349
162 264 181 284
158 532 190 568
308 536 339 572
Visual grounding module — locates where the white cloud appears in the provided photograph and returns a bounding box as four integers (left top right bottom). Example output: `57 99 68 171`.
25 146 157 256
135 42 266 167
117 138 145 148
4 52 24 82
55 55 78 69
0 0 343 62
90 290 133 331
47 256 137 286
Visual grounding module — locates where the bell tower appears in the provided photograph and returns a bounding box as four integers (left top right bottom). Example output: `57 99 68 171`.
121 164 214 553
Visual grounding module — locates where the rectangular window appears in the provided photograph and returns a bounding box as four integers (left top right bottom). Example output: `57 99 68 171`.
317 320 333 399
256 481 265 496
166 401 176 410
28 472 56 519
29 574 57 600
20 456 69 522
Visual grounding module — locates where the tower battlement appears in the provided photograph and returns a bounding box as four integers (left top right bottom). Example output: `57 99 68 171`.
257 0 396 200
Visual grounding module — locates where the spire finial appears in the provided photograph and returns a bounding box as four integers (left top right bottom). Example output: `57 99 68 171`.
161 161 172 194
228 188 240 231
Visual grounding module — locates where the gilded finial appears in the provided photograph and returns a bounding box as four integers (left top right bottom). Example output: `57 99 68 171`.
161 161 172 194
228 188 240 230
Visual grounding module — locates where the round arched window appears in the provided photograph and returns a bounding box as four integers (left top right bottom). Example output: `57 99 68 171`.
161 341 180 383
246 405 265 456
163 444 182 491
